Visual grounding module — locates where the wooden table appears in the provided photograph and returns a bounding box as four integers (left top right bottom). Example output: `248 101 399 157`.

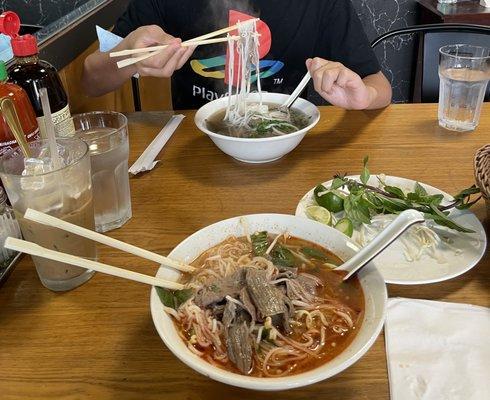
1 104 488 399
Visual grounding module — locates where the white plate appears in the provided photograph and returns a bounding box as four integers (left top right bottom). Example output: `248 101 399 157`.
295 175 487 285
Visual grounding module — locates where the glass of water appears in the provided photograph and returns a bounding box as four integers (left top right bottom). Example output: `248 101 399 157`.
73 112 132 232
438 44 490 132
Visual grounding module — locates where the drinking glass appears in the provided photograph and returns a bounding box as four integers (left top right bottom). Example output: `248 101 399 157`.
0 138 96 291
73 112 132 233
438 44 490 132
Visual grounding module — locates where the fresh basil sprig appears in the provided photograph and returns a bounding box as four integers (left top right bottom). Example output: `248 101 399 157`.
331 158 480 233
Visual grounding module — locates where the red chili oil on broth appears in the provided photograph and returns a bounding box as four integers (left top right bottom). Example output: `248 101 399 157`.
172 235 365 377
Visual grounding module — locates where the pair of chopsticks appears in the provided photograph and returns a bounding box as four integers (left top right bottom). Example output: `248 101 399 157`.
4 209 195 290
110 18 259 69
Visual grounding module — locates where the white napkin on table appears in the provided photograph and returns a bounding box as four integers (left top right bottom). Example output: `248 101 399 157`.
129 114 185 175
385 298 490 400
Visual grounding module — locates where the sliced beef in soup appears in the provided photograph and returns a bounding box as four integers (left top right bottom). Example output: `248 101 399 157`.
245 268 286 320
223 300 254 374
226 321 253 374
194 269 246 307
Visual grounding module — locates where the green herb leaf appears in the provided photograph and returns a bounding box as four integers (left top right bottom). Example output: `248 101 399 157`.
414 182 428 196
406 192 444 207
360 156 370 185
344 195 371 225
155 287 194 310
251 231 269 256
429 194 445 206
424 213 474 233
300 247 328 261
426 204 474 233
331 177 346 190
384 185 405 199
271 245 296 268
174 289 194 306
363 191 384 211
456 196 482 210
155 286 175 308
453 185 480 201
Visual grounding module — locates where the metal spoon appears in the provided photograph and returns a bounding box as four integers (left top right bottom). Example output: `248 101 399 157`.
0 97 31 158
282 71 311 108
337 209 426 281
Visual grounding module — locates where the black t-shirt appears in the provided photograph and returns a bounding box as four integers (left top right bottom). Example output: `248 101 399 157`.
113 0 380 110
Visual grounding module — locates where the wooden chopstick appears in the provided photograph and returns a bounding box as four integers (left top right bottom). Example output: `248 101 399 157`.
115 35 243 69
110 36 240 58
24 208 195 273
4 237 184 290
116 36 239 68
113 18 259 68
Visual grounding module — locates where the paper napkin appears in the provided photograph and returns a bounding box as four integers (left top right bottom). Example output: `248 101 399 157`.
385 298 490 400
96 25 123 52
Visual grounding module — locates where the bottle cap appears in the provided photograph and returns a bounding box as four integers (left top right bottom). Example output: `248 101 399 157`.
0 11 38 57
0 11 20 37
0 61 7 81
10 34 38 57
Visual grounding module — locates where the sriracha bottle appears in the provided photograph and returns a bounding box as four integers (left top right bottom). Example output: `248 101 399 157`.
0 60 39 156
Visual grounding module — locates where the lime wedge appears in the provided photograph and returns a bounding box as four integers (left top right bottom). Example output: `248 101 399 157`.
305 206 332 225
335 218 354 237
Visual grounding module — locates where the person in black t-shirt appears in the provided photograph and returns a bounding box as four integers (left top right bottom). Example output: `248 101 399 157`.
82 0 392 110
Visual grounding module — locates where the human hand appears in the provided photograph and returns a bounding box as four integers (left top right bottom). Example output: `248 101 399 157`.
124 25 195 78
306 57 375 110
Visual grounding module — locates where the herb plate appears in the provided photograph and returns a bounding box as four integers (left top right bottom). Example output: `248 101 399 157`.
295 175 487 284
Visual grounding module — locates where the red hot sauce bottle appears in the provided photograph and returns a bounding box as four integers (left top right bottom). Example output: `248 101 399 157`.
0 60 39 156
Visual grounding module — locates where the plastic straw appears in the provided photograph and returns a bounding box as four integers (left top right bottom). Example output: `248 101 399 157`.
39 88 61 169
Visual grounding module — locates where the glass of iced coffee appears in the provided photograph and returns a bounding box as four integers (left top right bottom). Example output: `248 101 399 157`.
0 138 97 291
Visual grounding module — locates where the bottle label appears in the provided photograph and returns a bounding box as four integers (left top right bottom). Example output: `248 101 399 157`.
37 104 76 138
0 127 40 156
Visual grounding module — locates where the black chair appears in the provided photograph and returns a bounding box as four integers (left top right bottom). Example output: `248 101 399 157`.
371 23 490 102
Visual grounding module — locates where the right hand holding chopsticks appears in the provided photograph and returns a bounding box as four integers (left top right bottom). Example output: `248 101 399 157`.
123 25 195 77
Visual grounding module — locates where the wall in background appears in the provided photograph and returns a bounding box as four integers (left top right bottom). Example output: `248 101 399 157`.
353 0 420 103
0 0 91 26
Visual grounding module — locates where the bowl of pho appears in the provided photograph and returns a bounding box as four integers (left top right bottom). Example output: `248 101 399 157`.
150 214 387 390
194 19 319 163
195 93 320 164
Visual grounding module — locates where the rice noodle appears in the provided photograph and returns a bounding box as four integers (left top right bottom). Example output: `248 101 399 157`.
220 20 303 138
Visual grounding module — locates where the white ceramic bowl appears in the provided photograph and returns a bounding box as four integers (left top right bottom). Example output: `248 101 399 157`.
150 214 387 391
194 93 320 163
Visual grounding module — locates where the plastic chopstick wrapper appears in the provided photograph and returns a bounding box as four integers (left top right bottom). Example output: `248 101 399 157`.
129 114 184 175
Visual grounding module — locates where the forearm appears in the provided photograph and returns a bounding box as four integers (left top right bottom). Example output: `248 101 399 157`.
81 41 137 97
362 72 392 110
